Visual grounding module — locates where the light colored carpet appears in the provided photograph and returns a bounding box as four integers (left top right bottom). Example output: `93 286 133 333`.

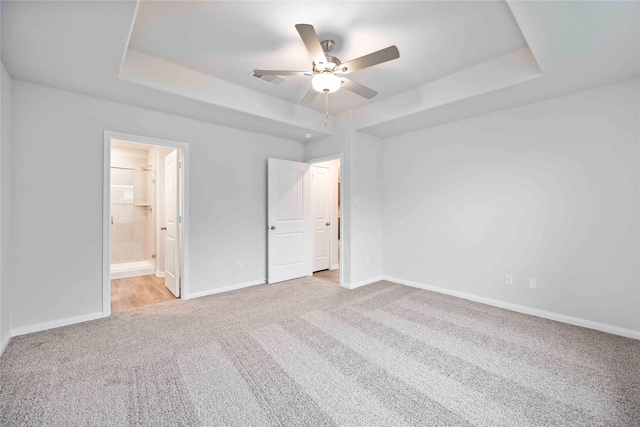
1 278 638 426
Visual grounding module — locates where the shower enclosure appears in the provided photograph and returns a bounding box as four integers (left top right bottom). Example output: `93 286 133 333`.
110 166 155 278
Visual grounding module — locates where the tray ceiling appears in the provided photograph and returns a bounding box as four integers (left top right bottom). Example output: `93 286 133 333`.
128 1 528 115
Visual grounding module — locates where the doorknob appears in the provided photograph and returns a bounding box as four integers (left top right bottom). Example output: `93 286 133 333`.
270 225 276 230
326 222 331 226
161 227 166 231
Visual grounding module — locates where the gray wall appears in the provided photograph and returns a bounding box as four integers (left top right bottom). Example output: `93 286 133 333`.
9 80 304 330
382 79 640 331
305 111 384 287
4 74 638 338
349 130 384 284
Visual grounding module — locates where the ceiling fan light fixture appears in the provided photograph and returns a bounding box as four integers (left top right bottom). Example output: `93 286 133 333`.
312 72 341 93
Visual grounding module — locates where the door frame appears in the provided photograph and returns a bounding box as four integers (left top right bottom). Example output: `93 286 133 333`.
307 153 344 287
102 130 190 317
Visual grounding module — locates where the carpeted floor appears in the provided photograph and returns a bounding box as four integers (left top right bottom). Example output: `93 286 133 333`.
1 278 638 426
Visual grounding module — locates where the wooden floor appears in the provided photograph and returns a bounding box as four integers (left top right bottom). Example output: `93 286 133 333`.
111 274 177 313
112 269 337 313
313 268 340 285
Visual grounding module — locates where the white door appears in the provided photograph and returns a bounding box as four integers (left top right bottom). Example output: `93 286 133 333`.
267 158 311 284
164 150 180 297
311 164 331 272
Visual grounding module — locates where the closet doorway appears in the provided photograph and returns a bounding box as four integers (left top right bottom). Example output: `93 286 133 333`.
265 154 343 286
102 131 189 316
310 157 341 285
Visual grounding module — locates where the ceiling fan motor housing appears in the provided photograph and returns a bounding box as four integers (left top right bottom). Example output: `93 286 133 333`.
314 55 341 73
321 39 335 53
312 40 341 73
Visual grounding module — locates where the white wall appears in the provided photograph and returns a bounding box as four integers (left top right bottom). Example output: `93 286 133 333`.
383 79 640 332
111 145 150 168
305 111 384 287
1 63 12 350
10 80 304 331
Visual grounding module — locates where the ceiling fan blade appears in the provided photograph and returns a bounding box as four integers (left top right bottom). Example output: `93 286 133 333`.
253 69 311 77
295 24 328 67
300 87 319 105
338 46 399 74
341 78 378 99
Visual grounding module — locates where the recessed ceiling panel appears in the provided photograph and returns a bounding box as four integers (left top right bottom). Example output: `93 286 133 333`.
128 1 527 115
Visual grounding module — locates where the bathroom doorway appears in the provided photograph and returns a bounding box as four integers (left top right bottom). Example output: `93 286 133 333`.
102 131 189 316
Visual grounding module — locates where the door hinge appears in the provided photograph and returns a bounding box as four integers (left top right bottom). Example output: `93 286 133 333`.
178 161 182 169
151 254 156 259
178 215 182 224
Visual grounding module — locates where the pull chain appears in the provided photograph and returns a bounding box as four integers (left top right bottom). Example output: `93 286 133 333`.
324 90 329 127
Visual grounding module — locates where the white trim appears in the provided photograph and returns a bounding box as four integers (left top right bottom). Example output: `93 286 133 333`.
102 135 110 316
330 264 340 271
110 267 156 280
0 334 11 357
307 153 344 288
10 312 103 337
103 131 190 316
341 276 384 290
188 280 265 300
384 276 640 340
155 270 165 278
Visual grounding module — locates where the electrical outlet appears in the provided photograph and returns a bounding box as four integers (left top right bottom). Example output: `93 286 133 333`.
504 274 514 286
236 261 243 270
529 278 537 289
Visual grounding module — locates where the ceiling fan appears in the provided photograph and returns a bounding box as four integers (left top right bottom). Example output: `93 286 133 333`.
253 24 399 121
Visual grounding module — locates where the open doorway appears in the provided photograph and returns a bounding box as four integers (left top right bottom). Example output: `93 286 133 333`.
310 158 341 285
102 131 189 316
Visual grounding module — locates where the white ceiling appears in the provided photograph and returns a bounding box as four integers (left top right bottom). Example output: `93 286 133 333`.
1 1 638 142
128 1 527 115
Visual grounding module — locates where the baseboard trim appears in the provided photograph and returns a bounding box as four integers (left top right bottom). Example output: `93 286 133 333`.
186 279 265 300
384 276 640 340
330 264 340 271
0 333 11 357
341 276 384 290
10 311 104 338
110 268 156 280
155 270 165 278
